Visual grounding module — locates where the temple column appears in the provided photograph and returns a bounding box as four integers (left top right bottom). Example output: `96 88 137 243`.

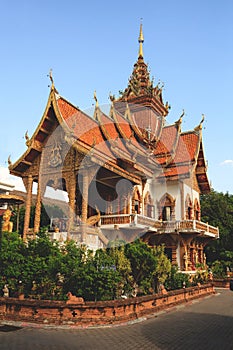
200 244 204 264
34 180 41 237
141 183 145 216
81 170 89 242
183 245 188 271
34 178 46 236
195 248 198 266
65 172 76 241
131 193 135 214
23 175 33 241
180 182 185 220
122 195 127 214
127 193 131 214
171 246 177 265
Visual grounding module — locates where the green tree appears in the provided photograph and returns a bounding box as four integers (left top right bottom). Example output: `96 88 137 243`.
0 232 26 297
125 239 156 295
21 231 63 299
165 265 190 290
151 245 171 292
107 242 133 297
61 243 121 301
124 240 171 295
201 190 233 269
91 249 121 301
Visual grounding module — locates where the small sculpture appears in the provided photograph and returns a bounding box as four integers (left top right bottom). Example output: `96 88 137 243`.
3 284 9 297
2 208 13 232
66 292 84 304
86 207 100 226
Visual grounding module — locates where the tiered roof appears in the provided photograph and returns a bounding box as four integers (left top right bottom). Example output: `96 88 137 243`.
9 25 210 194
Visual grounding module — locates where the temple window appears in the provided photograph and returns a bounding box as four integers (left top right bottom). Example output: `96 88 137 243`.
132 188 141 214
162 206 172 221
135 200 139 213
194 199 200 221
158 193 175 221
188 206 192 219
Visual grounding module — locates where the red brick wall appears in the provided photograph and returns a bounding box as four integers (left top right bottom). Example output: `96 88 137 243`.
212 279 230 288
0 284 215 327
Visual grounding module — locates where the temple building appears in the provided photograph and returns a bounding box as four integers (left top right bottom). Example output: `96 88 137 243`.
9 25 219 270
0 181 14 214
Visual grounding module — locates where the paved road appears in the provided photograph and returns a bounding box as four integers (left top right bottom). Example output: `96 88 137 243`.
0 289 233 350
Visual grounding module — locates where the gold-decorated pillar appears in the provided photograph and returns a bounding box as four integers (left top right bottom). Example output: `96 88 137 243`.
23 175 33 241
33 180 41 236
81 170 89 242
34 177 46 236
65 172 76 241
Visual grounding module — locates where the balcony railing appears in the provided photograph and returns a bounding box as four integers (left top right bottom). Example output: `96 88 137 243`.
100 215 219 238
100 214 133 226
158 220 219 238
100 214 156 228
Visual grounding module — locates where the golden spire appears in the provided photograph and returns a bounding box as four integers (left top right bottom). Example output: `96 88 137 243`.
138 22 144 59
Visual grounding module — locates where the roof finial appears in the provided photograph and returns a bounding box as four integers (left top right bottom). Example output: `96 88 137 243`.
138 20 144 59
195 114 205 131
25 130 30 146
94 90 99 107
48 68 54 87
175 109 185 127
8 155 12 167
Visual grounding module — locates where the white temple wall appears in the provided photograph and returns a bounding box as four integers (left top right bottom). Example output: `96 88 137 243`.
134 177 200 221
183 183 200 210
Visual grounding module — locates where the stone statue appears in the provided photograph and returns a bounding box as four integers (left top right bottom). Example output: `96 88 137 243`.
2 208 13 232
3 284 9 297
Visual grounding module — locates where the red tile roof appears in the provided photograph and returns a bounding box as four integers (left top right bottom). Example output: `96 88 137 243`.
57 97 114 159
98 112 131 158
10 88 210 194
155 125 178 156
159 164 191 179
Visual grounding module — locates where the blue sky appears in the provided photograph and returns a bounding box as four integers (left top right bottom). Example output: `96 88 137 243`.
0 0 233 194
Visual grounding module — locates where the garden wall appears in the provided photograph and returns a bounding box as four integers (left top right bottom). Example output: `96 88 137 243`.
212 278 230 288
0 284 215 327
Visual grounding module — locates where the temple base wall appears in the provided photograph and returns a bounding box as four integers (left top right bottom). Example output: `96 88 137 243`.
0 284 215 327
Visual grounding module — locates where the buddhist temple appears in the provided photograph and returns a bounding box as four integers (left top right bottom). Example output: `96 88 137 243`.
9 24 219 271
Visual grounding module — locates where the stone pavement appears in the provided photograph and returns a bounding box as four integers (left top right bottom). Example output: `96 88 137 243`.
0 288 232 350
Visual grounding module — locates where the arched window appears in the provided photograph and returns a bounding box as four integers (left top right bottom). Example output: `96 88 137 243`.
158 193 175 221
194 199 200 221
132 187 141 214
144 191 154 218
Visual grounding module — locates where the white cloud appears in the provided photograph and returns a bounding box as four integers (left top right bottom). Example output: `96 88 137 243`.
0 166 25 191
0 166 69 202
220 160 233 166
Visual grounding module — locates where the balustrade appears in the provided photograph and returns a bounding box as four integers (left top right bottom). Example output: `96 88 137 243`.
99 214 219 238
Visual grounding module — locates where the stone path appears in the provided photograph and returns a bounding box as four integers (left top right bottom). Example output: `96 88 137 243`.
0 289 232 349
